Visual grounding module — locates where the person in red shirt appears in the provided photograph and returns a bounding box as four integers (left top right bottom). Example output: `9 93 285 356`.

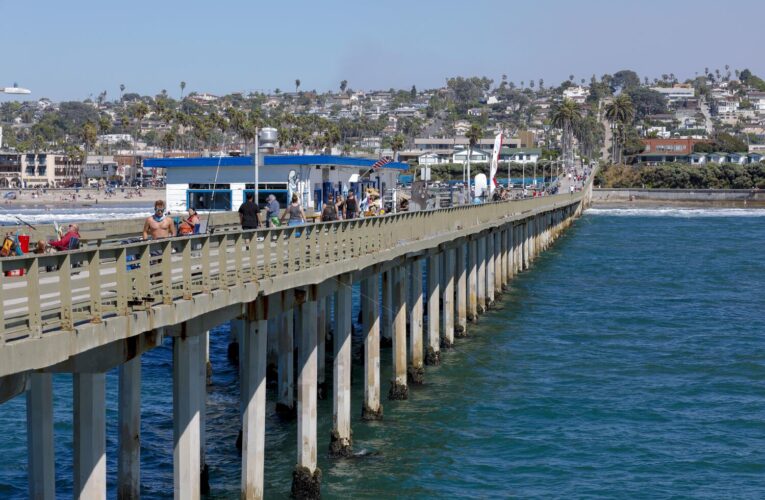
48 223 81 251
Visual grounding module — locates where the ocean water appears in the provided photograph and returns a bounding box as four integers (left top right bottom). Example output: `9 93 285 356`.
1 207 764 498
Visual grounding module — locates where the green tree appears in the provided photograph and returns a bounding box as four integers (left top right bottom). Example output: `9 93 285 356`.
295 79 301 93
550 99 581 169
340 80 348 94
390 134 405 160
180 81 186 101
604 94 635 163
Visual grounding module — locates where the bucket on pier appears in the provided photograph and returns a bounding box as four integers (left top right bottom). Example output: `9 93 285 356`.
18 235 29 253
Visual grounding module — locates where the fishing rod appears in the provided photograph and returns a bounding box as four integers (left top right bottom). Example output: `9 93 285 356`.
14 216 36 231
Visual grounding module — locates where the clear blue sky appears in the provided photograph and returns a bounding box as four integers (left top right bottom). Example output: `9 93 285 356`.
2 0 764 101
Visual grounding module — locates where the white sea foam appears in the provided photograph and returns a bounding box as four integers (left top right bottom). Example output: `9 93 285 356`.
0 207 148 225
586 207 765 218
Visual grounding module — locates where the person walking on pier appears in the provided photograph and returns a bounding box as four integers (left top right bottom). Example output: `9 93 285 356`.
265 194 281 227
238 192 261 230
321 194 338 222
281 193 306 227
142 199 175 240
345 190 359 219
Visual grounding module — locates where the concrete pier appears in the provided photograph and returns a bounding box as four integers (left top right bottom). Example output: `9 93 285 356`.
74 372 106 500
361 274 382 420
27 373 55 500
408 260 425 384
0 180 593 499
331 277 353 456
426 254 441 365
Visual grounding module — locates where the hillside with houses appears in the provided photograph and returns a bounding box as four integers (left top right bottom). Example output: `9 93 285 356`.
1 67 764 188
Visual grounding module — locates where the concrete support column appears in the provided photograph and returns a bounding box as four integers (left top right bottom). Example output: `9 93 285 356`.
506 227 514 282
486 234 495 308
442 248 455 348
362 273 382 420
118 356 141 500
200 330 210 495
494 231 503 296
389 266 408 400
523 221 530 270
292 296 321 498
467 239 478 322
276 310 295 417
241 303 267 500
317 297 327 400
455 243 468 337
408 259 424 384
173 331 202 500
426 254 441 365
331 278 353 456
381 269 393 347
477 236 487 313
500 229 508 290
74 372 106 500
513 226 520 274
27 372 55 500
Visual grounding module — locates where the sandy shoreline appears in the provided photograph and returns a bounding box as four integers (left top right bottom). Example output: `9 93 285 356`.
0 188 165 209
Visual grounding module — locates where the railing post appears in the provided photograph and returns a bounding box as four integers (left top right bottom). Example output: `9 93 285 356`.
218 234 228 288
201 236 211 292
181 239 192 300
27 257 42 338
115 248 129 315
59 253 74 330
89 249 103 322
162 240 173 305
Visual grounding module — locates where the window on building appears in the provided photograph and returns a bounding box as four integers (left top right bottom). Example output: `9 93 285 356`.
187 189 232 211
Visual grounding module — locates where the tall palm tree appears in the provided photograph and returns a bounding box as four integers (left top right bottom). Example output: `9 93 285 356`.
390 134 405 161
180 81 186 101
465 123 483 193
295 79 301 93
550 99 581 170
604 94 635 164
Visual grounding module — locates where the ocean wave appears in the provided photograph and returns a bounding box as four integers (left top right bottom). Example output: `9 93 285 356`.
586 207 765 218
0 207 148 225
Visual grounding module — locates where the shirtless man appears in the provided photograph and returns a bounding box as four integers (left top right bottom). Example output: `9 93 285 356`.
143 200 176 240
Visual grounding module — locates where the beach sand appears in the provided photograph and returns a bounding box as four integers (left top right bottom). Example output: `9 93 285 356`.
0 188 165 209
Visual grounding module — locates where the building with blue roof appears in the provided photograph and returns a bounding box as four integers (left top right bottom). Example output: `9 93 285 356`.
143 154 407 213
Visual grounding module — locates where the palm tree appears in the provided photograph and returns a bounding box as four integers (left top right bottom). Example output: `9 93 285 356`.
295 79 301 93
180 81 186 101
603 94 635 164
340 80 348 94
465 123 483 193
390 134 405 161
550 98 581 170
119 84 126 108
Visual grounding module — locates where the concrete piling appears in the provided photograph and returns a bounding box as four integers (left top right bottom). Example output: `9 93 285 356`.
331 277 353 456
426 254 441 365
241 301 267 499
74 372 107 500
276 309 295 418
27 373 55 500
118 356 141 500
361 273 383 420
173 329 202 500
467 239 478 322
486 234 495 309
455 243 468 337
408 260 425 384
389 266 408 400
477 236 487 313
317 297 327 400
381 269 393 348
442 248 455 348
292 293 321 499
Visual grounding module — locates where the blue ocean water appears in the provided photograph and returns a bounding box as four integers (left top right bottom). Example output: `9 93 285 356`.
1 206 764 498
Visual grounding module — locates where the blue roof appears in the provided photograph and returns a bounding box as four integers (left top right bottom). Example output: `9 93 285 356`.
144 154 409 170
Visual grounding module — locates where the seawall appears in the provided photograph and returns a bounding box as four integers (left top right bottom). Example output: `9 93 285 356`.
593 188 765 207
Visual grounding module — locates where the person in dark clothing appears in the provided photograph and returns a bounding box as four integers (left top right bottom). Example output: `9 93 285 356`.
238 192 260 230
321 194 338 221
345 190 359 219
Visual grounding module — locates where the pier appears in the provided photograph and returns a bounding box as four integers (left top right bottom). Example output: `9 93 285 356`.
0 180 593 499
